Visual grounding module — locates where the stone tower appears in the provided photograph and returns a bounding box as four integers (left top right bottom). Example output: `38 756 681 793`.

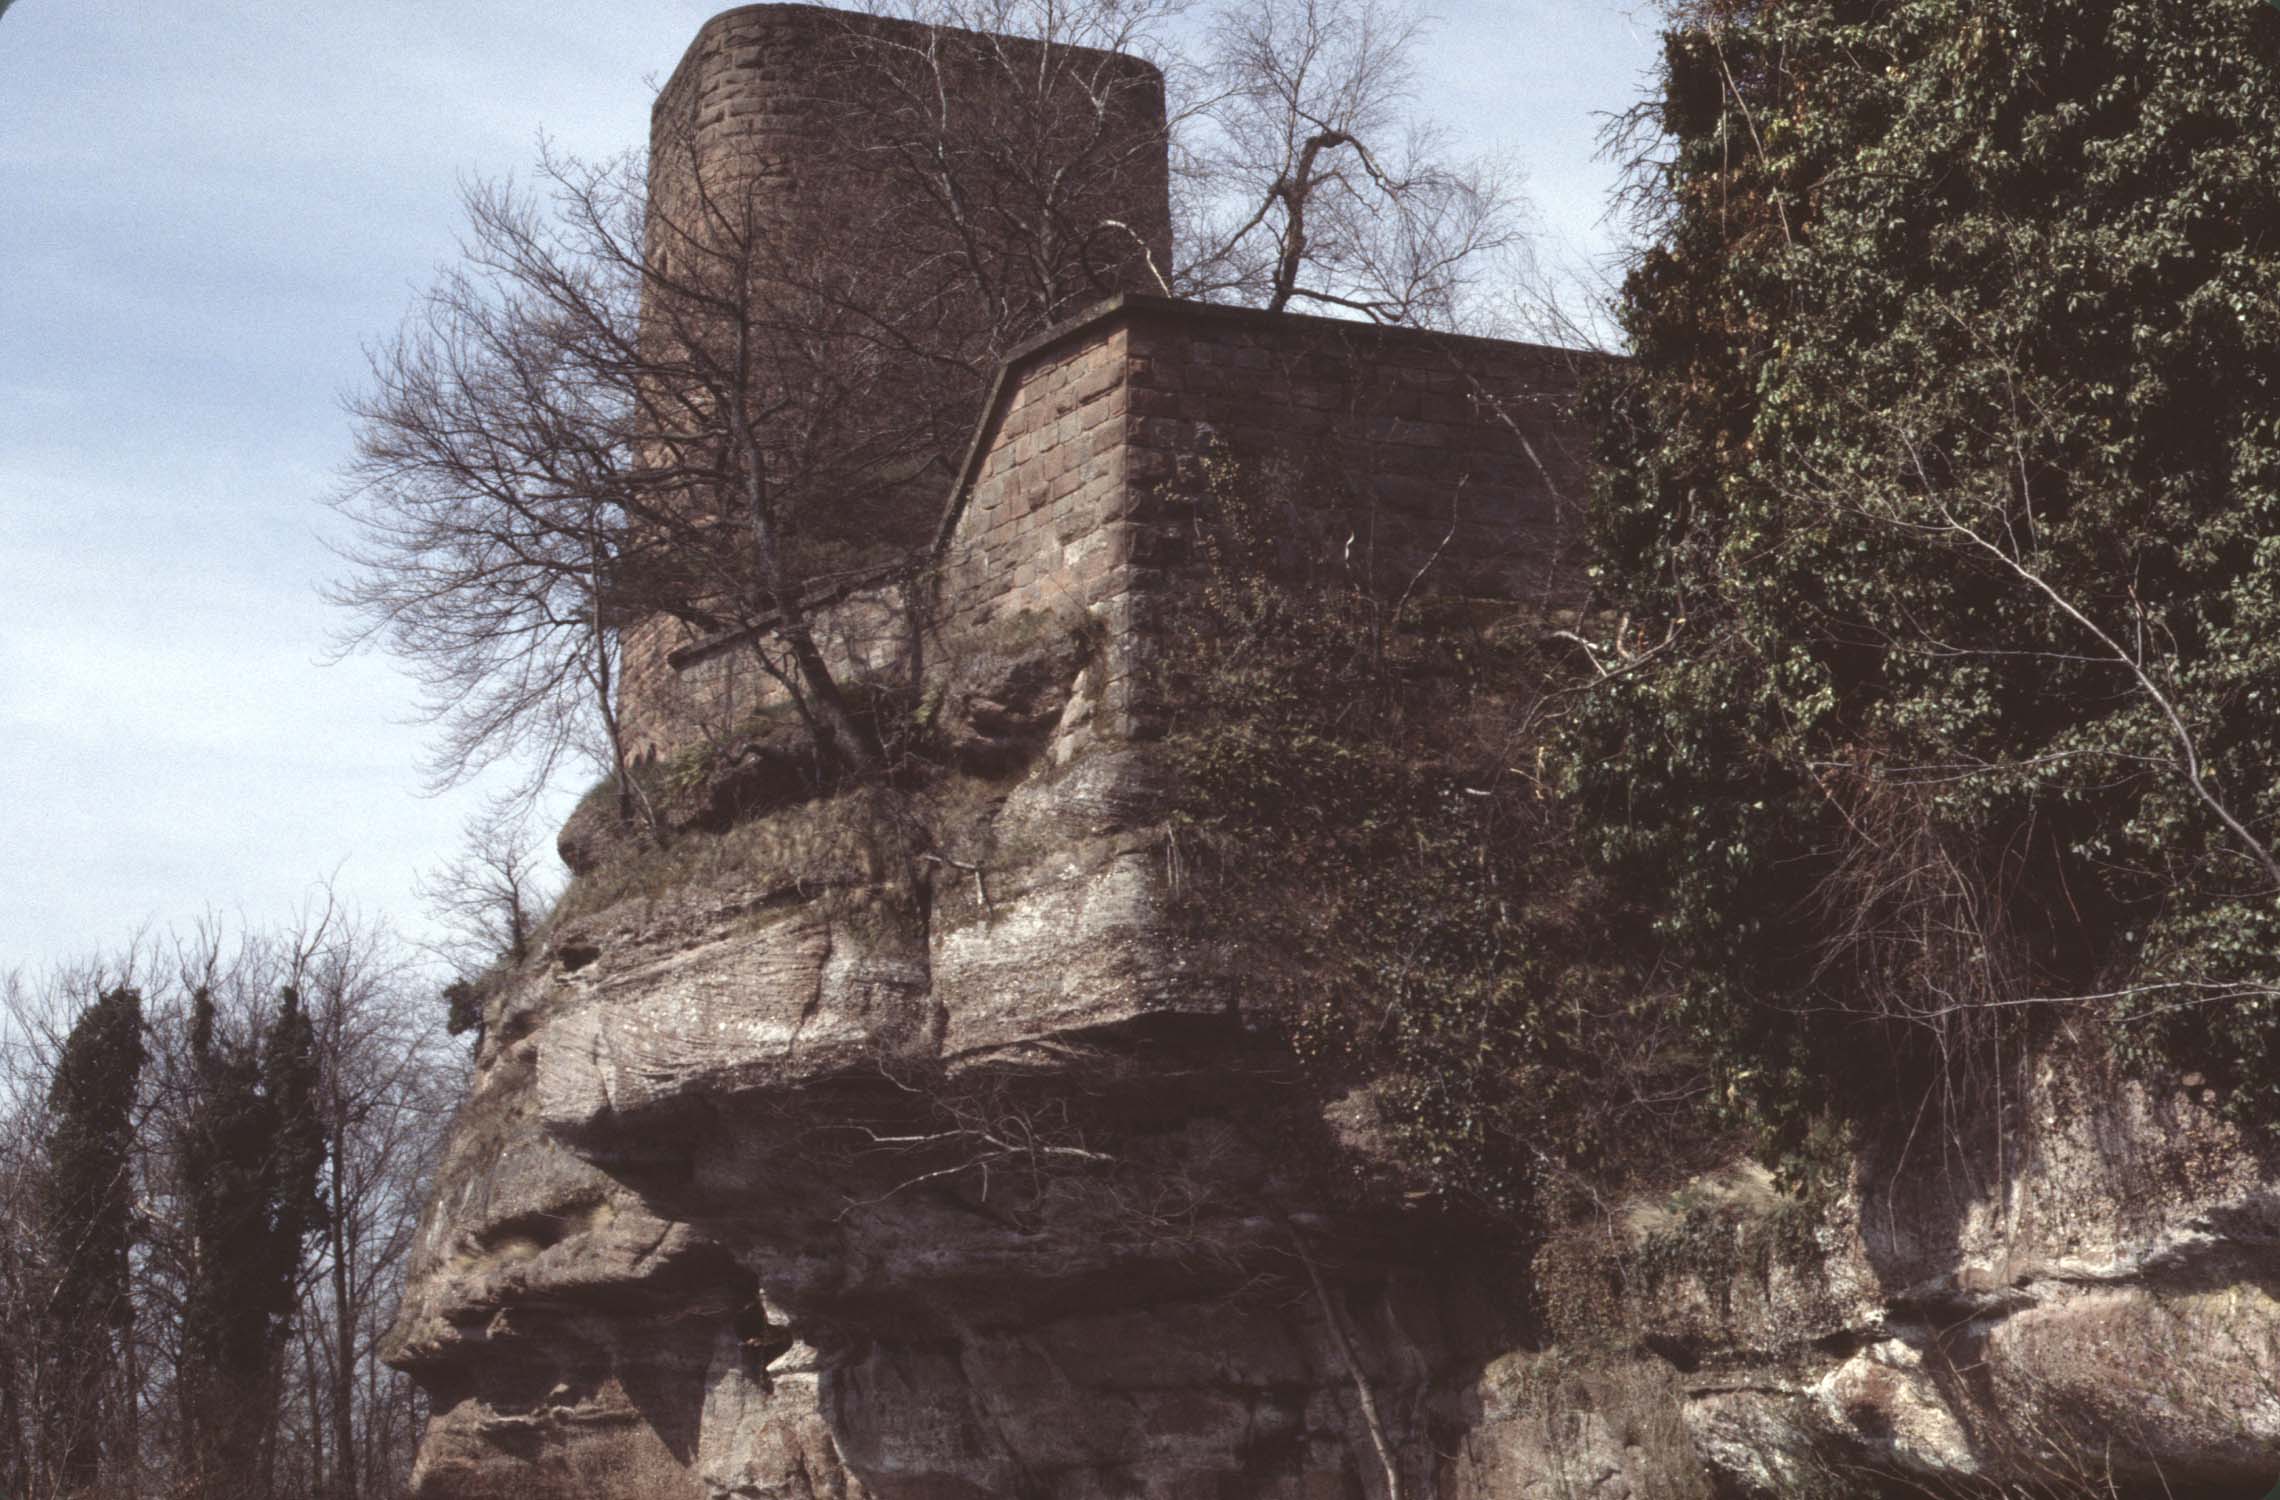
620 4 1176 753
648 4 1172 266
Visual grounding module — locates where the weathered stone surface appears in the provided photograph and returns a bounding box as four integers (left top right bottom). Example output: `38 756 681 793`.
1570 1045 2280 1498
393 589 2280 1500
558 791 645 878
385 13 2278 1480
1810 1338 1978 1480
1439 1353 1709 1500
695 1333 868 1500
393 660 2280 1500
539 904 937 1148
394 556 2280 1500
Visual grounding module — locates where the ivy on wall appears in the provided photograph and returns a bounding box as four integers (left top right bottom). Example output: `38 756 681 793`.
1161 454 1691 1219
1573 0 2280 1157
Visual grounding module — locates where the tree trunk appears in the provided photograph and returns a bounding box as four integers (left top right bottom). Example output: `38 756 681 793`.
729 403 885 778
329 1124 357 1500
0 1298 25 1500
304 1334 327 1498
121 1307 139 1494
1267 131 1352 315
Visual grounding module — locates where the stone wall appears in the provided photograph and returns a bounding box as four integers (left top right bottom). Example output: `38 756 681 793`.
937 295 1603 741
650 3 1170 253
622 293 1605 761
938 296 1600 631
387 22 2280 1497
629 578 911 763
619 1 1174 765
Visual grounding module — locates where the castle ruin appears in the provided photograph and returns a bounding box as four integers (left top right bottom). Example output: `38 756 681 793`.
388 9 1614 1497
614 1 1599 767
384 10 2280 1499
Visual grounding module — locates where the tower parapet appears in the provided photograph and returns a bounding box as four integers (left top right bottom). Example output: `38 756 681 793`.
652 5 1171 266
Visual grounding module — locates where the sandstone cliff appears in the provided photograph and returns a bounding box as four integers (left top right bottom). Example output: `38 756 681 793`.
383 606 2280 1497
378 74 2274 1493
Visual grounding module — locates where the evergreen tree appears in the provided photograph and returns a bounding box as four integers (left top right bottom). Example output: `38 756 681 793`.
39 985 145 1493
1575 0 2280 1163
177 986 327 1496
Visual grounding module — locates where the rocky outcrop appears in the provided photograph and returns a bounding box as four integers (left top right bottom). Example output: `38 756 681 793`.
387 620 1691 1498
387 613 2280 1499
1555 1054 2280 1498
1641 1057 2280 1496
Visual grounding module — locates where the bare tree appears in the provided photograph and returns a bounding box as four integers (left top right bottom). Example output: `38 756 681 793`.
333 0 1178 789
330 0 1532 810
416 803 560 980
839 0 1190 317
333 140 917 789
292 916 466 1500
0 982 66 1499
326 184 653 817
154 909 460 1500
0 908 459 1500
1179 0 1528 326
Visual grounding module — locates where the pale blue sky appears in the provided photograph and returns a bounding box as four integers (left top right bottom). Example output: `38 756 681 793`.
0 0 1659 973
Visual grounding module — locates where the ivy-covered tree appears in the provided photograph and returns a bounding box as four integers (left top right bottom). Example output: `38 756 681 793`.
1574 0 2280 1162
39 985 145 1493
177 985 327 1497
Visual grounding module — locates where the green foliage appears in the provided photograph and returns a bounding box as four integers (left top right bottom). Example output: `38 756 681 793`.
440 977 484 1038
1162 456 1682 1219
1628 1193 1825 1305
40 985 146 1488
1581 0 2280 1149
43 987 145 1330
179 985 330 1480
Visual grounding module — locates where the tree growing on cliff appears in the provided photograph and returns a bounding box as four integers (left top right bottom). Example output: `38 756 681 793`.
335 140 939 790
416 803 558 1041
327 193 654 814
331 0 1185 791
1571 0 2280 1164
330 0 1530 801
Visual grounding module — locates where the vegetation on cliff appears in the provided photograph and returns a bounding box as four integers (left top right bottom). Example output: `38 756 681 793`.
1160 451 1689 1222
25 1 2280 1496
331 0 2280 1262
1577 0 2280 1163
1157 0 2280 1231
